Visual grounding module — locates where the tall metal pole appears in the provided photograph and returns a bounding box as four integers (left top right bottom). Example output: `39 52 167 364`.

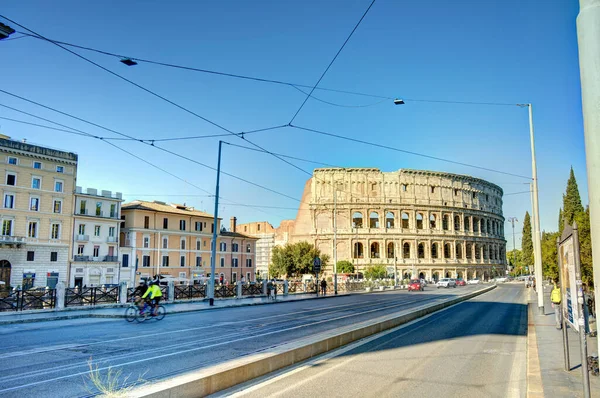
577 0 600 357
573 223 591 398
526 104 545 314
507 217 518 274
333 184 338 295
208 140 223 306
556 236 570 372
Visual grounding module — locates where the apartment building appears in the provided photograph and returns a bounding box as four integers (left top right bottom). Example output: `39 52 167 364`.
69 187 125 288
120 201 219 284
0 136 77 288
237 220 292 279
217 217 257 283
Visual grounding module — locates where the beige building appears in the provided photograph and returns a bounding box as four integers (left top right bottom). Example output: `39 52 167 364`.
0 136 77 288
289 168 507 281
69 187 125 288
237 220 291 278
217 217 257 283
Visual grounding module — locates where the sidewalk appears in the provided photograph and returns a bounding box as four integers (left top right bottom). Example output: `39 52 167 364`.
529 285 599 397
0 289 365 325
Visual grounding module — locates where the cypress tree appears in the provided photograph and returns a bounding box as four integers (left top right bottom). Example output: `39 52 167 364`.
562 167 584 226
522 211 534 266
558 208 563 234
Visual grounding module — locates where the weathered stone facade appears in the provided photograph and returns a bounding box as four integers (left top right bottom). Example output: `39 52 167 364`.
291 168 507 281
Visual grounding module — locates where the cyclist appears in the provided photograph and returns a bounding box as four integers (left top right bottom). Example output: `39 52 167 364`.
142 281 163 316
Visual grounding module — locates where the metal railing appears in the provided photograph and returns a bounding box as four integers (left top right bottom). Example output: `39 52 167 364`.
174 284 206 299
103 256 118 262
214 285 236 298
241 283 263 296
73 255 90 262
0 288 56 311
64 286 119 307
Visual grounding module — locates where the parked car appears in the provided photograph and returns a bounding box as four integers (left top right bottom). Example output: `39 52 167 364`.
495 277 508 283
408 279 424 292
436 278 456 288
467 279 481 285
455 279 466 286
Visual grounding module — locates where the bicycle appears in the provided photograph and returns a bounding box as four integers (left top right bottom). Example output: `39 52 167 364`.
134 300 166 323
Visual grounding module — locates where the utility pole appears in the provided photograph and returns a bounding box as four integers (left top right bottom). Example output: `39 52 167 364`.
208 141 223 306
507 217 518 274
577 0 600 357
333 183 338 295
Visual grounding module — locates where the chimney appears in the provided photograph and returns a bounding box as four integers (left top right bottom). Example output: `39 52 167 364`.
230 216 237 232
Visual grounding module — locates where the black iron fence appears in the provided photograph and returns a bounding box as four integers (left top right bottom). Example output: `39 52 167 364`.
174 285 206 300
0 288 56 311
241 283 263 296
214 284 236 298
65 286 119 307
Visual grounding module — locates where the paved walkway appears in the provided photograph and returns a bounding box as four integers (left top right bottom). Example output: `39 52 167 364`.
530 285 599 397
0 290 368 325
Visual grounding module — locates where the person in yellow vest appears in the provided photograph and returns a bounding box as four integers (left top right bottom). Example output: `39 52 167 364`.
551 282 562 330
142 281 163 316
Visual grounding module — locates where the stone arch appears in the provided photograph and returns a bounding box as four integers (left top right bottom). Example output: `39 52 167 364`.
444 243 451 258
401 212 410 228
370 212 380 228
456 243 463 259
475 244 481 260
483 245 488 260
454 215 461 231
442 214 450 230
429 214 437 229
370 242 380 258
467 270 474 280
419 272 425 280
432 271 440 282
353 242 364 258
473 217 479 232
352 212 363 228
316 212 330 230
464 215 470 232
0 260 11 287
403 271 411 280
387 242 395 258
466 243 472 259
445 271 451 278
431 242 438 259
403 242 411 258
416 213 424 229
418 243 425 259
487 219 491 234
457 271 464 279
386 212 395 228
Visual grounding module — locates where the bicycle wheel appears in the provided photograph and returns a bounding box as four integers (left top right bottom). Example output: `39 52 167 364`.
125 306 137 322
135 308 149 323
155 305 166 321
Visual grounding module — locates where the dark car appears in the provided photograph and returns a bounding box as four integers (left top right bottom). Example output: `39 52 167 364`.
456 279 466 286
408 279 423 292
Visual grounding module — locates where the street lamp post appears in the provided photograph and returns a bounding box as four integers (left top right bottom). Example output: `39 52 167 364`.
507 217 518 274
208 141 223 306
333 183 338 295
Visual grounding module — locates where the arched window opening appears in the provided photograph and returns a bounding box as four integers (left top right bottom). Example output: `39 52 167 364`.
464 216 470 232
370 212 380 228
387 242 395 258
418 243 425 259
454 215 460 231
473 217 479 232
442 215 449 230
352 212 363 228
466 243 472 259
370 242 380 258
487 220 491 234
475 244 481 260
431 243 438 259
403 242 411 258
402 212 409 228
386 212 395 228
444 243 451 258
430 214 437 229
483 245 488 260
416 213 424 230
353 242 364 258
456 243 463 259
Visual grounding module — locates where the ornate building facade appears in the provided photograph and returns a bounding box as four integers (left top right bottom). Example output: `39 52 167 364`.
291 168 507 281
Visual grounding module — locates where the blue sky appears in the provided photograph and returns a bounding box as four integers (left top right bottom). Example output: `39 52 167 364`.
0 0 587 250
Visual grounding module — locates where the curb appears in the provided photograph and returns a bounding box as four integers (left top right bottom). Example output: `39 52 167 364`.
129 285 497 398
526 296 544 397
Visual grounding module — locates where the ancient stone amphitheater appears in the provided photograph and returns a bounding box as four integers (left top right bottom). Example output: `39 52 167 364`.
291 168 507 281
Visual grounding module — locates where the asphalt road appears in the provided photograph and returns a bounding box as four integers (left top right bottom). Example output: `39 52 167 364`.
226 284 527 398
0 285 487 397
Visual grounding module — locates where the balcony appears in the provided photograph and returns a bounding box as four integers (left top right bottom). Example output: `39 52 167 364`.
74 255 90 262
103 256 119 262
78 209 88 215
0 235 26 247
107 236 118 243
76 234 89 242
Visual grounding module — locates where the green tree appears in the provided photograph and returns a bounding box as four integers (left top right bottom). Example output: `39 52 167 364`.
575 207 593 286
270 242 329 278
541 231 560 282
562 167 584 226
558 208 563 234
363 265 387 280
521 212 533 267
336 260 355 274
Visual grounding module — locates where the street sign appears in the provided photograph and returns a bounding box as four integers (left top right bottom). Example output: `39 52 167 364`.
313 257 321 273
559 235 580 331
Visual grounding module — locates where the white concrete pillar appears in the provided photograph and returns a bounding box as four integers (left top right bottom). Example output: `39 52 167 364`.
119 281 128 304
167 281 175 302
236 281 243 298
55 281 65 310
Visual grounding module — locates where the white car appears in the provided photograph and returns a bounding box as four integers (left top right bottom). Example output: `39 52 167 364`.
467 279 481 285
495 277 507 283
436 278 456 288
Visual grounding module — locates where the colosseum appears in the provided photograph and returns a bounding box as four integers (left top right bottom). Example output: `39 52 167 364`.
290 168 507 281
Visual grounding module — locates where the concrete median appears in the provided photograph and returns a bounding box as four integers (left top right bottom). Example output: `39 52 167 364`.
129 285 496 398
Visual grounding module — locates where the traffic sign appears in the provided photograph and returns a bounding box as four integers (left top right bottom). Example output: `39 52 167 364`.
313 257 321 273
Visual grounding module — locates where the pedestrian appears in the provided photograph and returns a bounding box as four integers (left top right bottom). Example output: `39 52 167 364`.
272 279 277 299
551 282 562 330
219 275 224 285
321 279 327 296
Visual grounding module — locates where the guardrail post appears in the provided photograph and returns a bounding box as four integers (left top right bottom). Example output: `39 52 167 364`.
167 281 175 302
55 282 65 310
262 280 267 295
119 281 128 304
236 281 242 298
284 280 289 296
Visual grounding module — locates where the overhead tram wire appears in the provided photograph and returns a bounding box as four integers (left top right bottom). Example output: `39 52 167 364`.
0 16 318 181
289 125 533 180
223 142 339 168
288 0 378 124
0 94 305 207
290 85 389 108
